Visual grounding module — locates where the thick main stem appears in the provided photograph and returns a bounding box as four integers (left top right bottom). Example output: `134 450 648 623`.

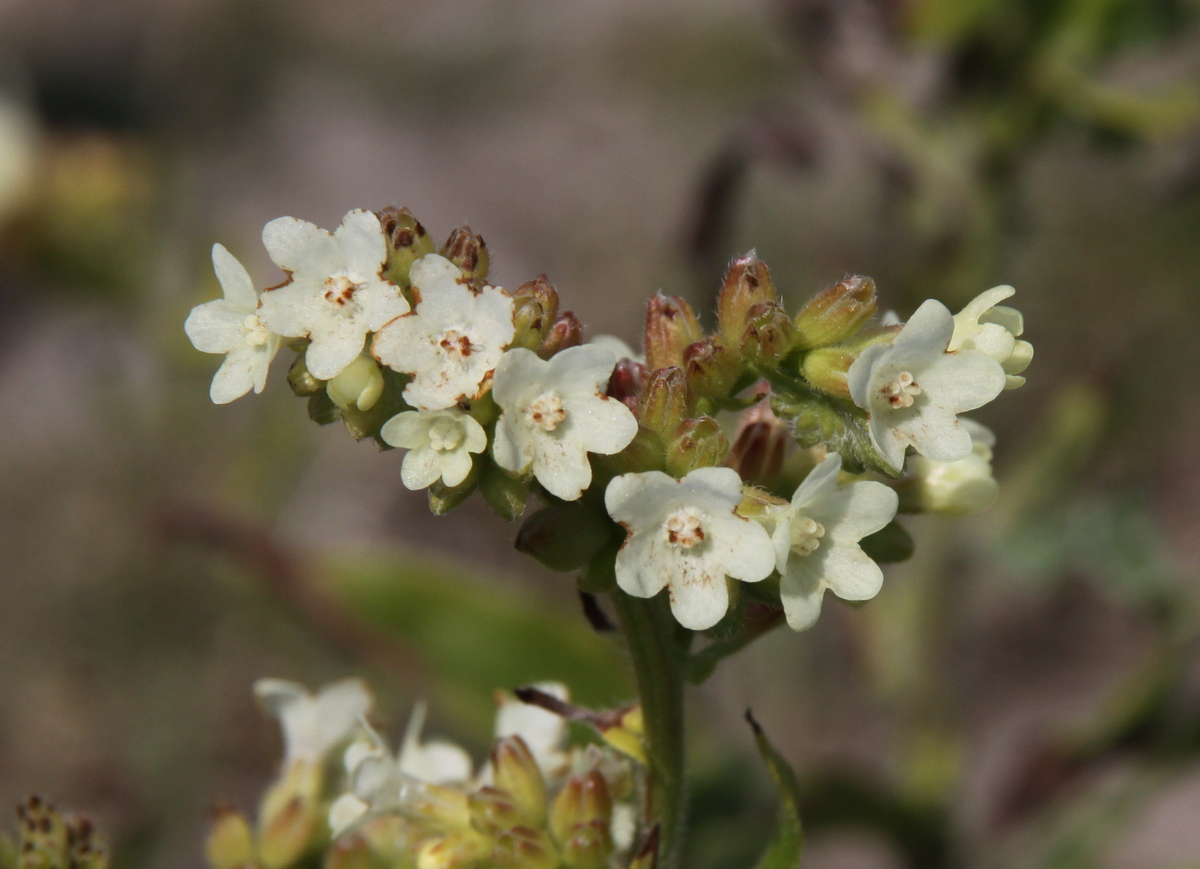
611 590 686 868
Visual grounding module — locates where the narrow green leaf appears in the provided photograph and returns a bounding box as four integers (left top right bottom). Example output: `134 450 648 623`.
746 711 804 869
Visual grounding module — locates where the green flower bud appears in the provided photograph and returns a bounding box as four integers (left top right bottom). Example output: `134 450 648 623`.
683 338 742 400
491 738 547 827
513 276 560 329
378 207 435 288
429 461 482 516
739 301 795 369
515 502 612 572
492 827 558 869
308 390 341 426
793 275 877 350
539 312 583 358
327 355 385 411
665 417 730 478
643 293 702 371
467 787 526 837
257 762 322 869
717 252 776 348
287 352 324 397
510 297 549 352
800 347 856 398
559 823 612 869
415 831 491 869
638 367 689 440
479 461 529 521
205 806 256 869
589 425 666 481
440 226 489 281
549 773 613 847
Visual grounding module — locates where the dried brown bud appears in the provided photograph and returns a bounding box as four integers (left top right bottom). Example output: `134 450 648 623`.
539 312 583 358
441 226 490 280
607 358 649 413
717 252 776 347
377 206 435 286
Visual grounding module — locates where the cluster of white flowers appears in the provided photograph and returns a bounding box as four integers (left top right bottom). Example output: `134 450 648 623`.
187 210 1030 636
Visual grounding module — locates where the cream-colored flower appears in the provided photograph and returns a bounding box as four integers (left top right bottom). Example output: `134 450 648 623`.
185 244 282 404
380 408 487 489
906 418 999 515
254 678 373 765
949 285 1032 389
372 254 514 410
605 467 775 631
492 346 638 501
258 209 409 380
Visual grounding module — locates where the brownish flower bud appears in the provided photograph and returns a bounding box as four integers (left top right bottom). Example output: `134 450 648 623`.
726 399 789 487
509 276 561 350
539 312 584 358
638 367 689 439
717 252 776 348
644 293 702 371
739 301 796 369
607 359 648 413
666 417 730 478
377 206 435 287
683 338 743 400
441 226 490 281
794 275 877 350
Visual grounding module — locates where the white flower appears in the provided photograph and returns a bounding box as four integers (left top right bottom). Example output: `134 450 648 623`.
493 345 638 501
494 683 570 782
254 678 373 766
380 408 487 489
605 467 775 631
906 418 999 515
847 299 1006 472
949 285 1033 389
185 244 282 404
258 209 409 381
767 453 898 631
331 702 472 836
371 254 514 410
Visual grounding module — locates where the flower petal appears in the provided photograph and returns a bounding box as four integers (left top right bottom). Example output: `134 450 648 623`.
819 542 884 602
334 209 387 280
212 243 257 310
564 393 638 456
915 349 1005 414
778 563 825 631
807 480 898 543
668 568 731 631
262 216 341 277
401 446 445 490
185 299 246 354
380 411 432 450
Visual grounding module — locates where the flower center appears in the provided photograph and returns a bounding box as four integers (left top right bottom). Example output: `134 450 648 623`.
323 274 365 314
242 313 272 347
789 514 825 556
438 328 474 361
663 508 706 549
527 393 566 432
879 370 922 408
427 417 464 452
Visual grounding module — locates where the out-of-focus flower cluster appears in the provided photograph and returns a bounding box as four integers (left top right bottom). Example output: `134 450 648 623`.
205 680 643 869
0 796 107 869
186 207 1031 634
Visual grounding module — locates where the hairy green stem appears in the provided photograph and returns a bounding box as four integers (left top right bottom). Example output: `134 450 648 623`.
611 590 686 869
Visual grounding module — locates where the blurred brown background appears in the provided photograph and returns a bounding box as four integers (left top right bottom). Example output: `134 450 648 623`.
1 1 1200 867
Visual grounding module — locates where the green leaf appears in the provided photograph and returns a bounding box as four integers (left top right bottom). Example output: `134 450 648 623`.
859 520 914 564
770 385 898 477
746 711 804 869
319 548 631 727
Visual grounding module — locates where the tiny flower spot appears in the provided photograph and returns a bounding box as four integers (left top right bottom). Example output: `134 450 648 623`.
880 370 922 408
664 508 707 548
438 329 474 360
527 392 567 432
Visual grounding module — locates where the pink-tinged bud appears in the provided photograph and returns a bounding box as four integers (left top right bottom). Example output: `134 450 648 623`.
794 275 877 350
560 823 613 869
441 226 490 281
205 806 255 869
684 338 743 399
492 827 559 869
539 312 584 358
639 367 689 439
717 252 776 348
550 773 613 845
607 359 649 413
468 786 525 836
726 399 789 487
644 293 703 371
491 737 547 826
666 417 730 478
739 301 796 369
378 206 435 287
416 831 491 869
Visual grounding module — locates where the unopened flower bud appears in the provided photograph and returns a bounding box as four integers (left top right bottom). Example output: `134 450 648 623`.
607 359 648 413
378 207 436 287
406 783 473 832
510 277 560 350
739 301 795 369
793 275 877 350
514 276 560 325
684 338 742 400
258 762 322 869
726 400 789 487
287 352 324 396
718 252 776 347
549 773 613 846
479 462 529 522
559 824 613 869
416 831 491 869
665 417 730 478
491 737 547 827
644 293 702 371
493 827 559 869
327 355 385 411
638 367 689 440
441 226 489 281
539 312 583 358
324 833 379 869
429 463 482 516
205 806 255 869
516 502 613 572
468 787 526 836
800 347 855 398
588 426 667 480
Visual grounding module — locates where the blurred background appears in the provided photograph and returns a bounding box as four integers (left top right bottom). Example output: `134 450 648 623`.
1 0 1200 867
